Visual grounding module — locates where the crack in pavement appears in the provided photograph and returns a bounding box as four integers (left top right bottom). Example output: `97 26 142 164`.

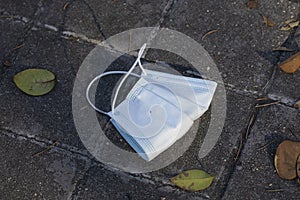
1 0 47 68
2 12 299 109
0 127 93 161
0 126 188 196
220 11 300 198
80 0 107 40
60 0 106 40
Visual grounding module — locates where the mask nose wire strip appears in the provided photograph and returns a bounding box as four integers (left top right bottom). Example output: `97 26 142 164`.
86 71 141 115
111 43 147 114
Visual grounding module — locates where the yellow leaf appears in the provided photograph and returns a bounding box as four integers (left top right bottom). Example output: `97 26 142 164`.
280 19 299 31
289 21 300 28
170 169 214 191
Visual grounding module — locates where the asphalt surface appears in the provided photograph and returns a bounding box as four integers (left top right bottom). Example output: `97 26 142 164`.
0 0 299 199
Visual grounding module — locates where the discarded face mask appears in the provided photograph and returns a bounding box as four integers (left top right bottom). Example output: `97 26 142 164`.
86 44 217 161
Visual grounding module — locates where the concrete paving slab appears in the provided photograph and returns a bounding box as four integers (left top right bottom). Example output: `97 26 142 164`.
0 27 95 148
146 0 299 91
0 16 255 200
0 20 25 66
268 26 300 105
0 130 88 200
2 0 169 42
0 0 40 19
268 64 300 105
141 90 254 200
65 0 168 39
32 0 169 41
1 1 299 199
71 165 206 200
222 104 300 200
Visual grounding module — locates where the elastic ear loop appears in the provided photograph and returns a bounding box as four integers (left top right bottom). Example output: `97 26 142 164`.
86 43 147 115
86 71 141 116
111 43 147 114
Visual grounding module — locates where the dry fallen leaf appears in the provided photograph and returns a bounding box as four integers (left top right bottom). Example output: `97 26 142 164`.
280 19 299 31
263 15 275 27
170 169 214 191
13 68 56 96
274 140 300 180
297 154 300 184
272 46 294 52
63 2 69 10
247 0 258 9
294 100 300 109
279 52 300 73
289 21 300 27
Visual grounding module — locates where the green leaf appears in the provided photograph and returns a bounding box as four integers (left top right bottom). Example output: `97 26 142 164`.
13 68 56 96
170 169 214 191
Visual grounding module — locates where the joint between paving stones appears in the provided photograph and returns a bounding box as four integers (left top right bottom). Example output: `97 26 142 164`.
0 125 212 199
1 2 48 67
158 0 179 26
2 10 298 109
0 127 93 162
0 127 180 190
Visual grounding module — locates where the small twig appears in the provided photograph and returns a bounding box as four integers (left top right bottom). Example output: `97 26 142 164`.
256 97 268 101
263 62 278 93
12 44 24 51
234 133 243 162
129 31 132 51
266 189 284 192
32 141 59 157
255 101 280 108
0 15 16 19
235 106 259 161
80 105 88 111
246 112 255 139
257 140 274 151
259 19 264 35
63 2 70 10
288 127 300 140
201 29 218 40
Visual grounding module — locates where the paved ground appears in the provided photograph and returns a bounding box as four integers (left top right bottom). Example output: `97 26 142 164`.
0 0 299 199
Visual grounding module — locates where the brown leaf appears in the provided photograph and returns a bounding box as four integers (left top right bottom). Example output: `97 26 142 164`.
275 140 300 180
3 60 11 67
279 52 300 73
297 154 300 184
263 15 275 27
247 0 258 9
